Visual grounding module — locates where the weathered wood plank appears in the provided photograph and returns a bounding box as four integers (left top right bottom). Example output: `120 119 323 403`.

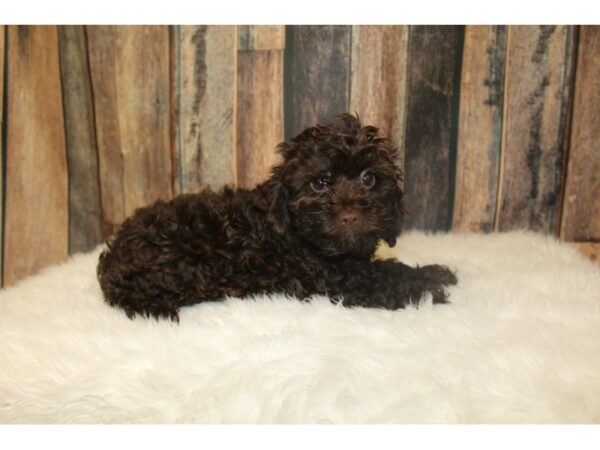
453 25 507 233
496 25 576 233
285 25 351 137
561 26 600 242
4 26 68 286
87 26 172 238
403 26 464 231
573 242 600 265
238 25 285 51
237 46 284 188
0 25 4 285
58 25 103 254
173 25 236 193
349 25 408 171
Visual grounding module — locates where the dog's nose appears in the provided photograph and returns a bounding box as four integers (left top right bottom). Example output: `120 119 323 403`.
338 208 359 226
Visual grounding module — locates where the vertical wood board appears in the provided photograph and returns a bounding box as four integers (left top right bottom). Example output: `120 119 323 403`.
0 25 5 285
4 26 68 285
285 25 352 138
238 25 285 51
58 25 103 253
173 25 236 193
350 25 408 173
496 25 576 233
237 28 285 188
87 26 172 237
561 26 600 242
453 25 507 233
403 25 464 231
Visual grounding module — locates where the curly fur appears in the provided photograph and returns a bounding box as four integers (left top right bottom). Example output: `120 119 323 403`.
97 114 457 321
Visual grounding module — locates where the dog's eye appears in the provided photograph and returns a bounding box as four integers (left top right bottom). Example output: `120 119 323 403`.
310 177 329 192
361 171 376 188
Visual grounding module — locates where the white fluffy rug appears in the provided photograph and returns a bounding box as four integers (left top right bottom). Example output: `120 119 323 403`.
1 231 599 424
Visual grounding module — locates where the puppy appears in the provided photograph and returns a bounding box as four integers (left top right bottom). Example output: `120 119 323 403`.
97 114 457 321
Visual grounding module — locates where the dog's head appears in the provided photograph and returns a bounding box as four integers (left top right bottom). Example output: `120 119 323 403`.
268 113 404 258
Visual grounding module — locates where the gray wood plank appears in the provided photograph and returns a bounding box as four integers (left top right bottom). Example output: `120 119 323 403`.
58 25 103 253
173 25 237 193
496 25 576 233
403 26 464 231
285 25 352 138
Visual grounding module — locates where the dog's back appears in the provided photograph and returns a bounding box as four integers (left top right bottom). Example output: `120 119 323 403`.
97 186 281 320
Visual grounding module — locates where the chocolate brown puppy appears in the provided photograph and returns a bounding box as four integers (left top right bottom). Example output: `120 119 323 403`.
97 114 457 321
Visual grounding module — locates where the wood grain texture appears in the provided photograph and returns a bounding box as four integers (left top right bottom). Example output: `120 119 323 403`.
349 25 408 171
4 26 68 286
403 26 464 231
238 25 285 51
173 25 236 193
87 26 172 238
58 26 103 254
285 25 351 137
237 47 284 188
453 26 507 233
0 25 4 285
561 26 600 242
496 26 576 233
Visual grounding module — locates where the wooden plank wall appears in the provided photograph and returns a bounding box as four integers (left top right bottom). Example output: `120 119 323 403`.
58 26 104 254
349 26 409 173
237 25 285 188
4 26 68 286
173 25 237 193
453 25 507 233
561 26 600 262
403 26 464 231
87 26 173 238
1 25 599 286
0 26 4 284
496 26 576 234
285 25 352 138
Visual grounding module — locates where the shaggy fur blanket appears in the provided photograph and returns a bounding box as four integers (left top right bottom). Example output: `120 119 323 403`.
1 231 599 423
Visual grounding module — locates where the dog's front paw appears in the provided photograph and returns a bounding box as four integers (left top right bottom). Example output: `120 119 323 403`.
420 264 458 286
415 265 457 305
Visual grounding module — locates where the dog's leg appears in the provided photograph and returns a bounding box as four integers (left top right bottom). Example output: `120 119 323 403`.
327 259 457 310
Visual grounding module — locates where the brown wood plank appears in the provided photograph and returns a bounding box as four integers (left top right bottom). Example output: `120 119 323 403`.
87 26 172 238
403 26 464 231
561 26 600 242
349 25 408 171
237 48 284 188
573 243 600 265
285 25 351 137
0 25 4 285
173 25 236 194
238 25 285 51
58 26 103 254
4 26 68 286
496 25 576 233
453 25 507 233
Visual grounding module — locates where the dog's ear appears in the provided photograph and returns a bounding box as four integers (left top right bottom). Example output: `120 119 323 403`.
383 178 405 248
267 143 296 234
267 181 290 234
